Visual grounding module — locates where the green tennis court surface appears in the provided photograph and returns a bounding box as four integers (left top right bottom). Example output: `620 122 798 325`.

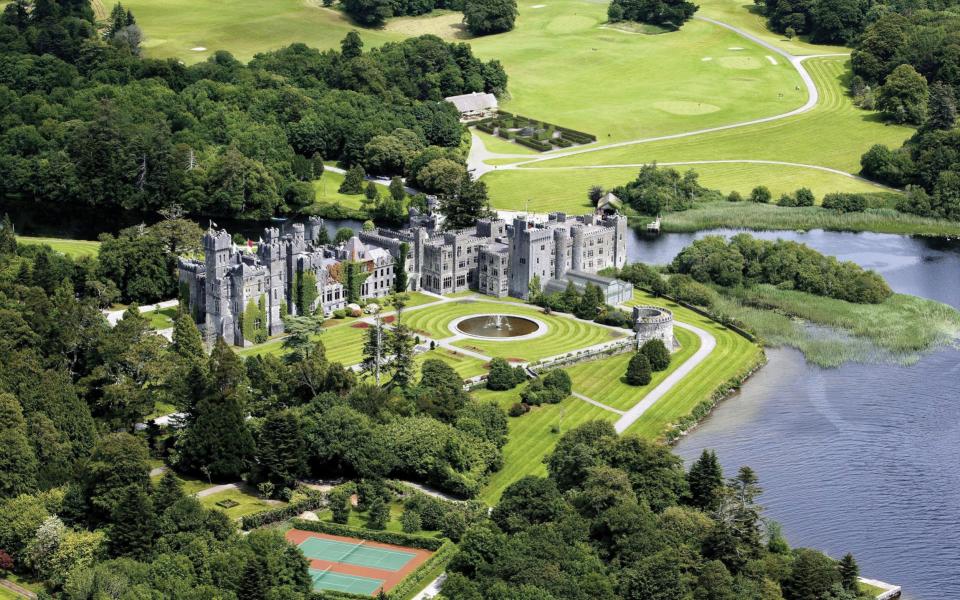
309 568 385 595
298 537 417 571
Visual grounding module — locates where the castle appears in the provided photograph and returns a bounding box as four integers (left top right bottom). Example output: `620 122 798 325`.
178 207 631 346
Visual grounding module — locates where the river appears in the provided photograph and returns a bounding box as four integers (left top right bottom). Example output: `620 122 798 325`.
627 229 960 600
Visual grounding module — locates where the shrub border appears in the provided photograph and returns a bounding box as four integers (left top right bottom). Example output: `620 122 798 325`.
241 493 326 530
289 518 445 551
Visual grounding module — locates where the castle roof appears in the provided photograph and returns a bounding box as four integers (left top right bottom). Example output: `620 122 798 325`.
444 92 498 114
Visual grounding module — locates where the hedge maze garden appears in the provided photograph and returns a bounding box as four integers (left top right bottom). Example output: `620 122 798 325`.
474 111 597 152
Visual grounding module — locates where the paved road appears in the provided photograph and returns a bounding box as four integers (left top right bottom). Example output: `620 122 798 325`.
613 321 717 433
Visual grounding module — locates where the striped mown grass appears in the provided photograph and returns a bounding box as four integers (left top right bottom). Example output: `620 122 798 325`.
476 386 618 504
566 326 700 411
238 321 367 365
17 236 100 258
620 291 762 439
400 300 624 362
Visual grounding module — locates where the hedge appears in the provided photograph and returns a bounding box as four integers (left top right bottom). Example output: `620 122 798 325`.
289 519 445 551
556 125 597 142
551 137 573 148
240 493 326 530
312 591 369 600
514 136 552 151
476 122 495 135
387 539 456 600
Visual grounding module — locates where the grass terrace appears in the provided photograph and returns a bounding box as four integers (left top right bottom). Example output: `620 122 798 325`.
200 487 283 519
400 299 626 362
566 326 700 411
311 169 391 212
16 236 101 258
143 306 178 330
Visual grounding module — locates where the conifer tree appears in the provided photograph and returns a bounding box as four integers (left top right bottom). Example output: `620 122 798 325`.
152 471 185 513
388 323 416 388
368 496 389 530
625 352 651 386
171 309 205 362
339 165 365 194
0 214 16 257
687 449 723 511
0 393 38 498
109 485 156 558
240 556 268 600
362 313 386 385
838 553 859 591
255 410 308 489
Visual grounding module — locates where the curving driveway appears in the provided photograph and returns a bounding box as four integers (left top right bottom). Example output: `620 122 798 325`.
468 18 850 178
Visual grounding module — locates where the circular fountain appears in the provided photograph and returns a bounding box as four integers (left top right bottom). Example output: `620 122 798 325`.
451 314 547 340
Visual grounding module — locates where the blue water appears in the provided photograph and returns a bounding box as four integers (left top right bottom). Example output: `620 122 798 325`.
628 230 960 600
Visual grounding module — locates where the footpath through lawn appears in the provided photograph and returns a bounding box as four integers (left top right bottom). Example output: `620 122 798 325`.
479 290 762 503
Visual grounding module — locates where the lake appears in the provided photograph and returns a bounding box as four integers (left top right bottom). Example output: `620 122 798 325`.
626 229 960 600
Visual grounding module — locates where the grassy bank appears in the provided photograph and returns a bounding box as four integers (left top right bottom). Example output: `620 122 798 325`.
660 201 960 236
713 285 960 367
16 236 101 258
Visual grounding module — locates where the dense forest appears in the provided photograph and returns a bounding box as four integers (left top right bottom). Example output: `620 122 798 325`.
443 422 872 600
0 0 506 220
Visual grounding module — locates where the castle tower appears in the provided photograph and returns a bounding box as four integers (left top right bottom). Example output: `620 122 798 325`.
258 227 287 333
613 214 627 269
306 217 325 245
570 224 584 272
553 227 568 280
203 229 235 345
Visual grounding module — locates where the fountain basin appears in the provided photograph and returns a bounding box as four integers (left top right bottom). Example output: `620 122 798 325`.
450 314 547 340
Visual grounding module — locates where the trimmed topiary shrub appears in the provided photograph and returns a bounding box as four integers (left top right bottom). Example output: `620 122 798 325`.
625 352 652 386
640 339 671 371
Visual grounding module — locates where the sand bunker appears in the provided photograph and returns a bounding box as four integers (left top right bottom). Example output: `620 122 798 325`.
531 4 546 7
765 55 778 65
191 47 207 51
701 56 713 61
728 46 744 50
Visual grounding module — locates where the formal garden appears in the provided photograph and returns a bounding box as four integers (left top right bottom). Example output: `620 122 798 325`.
474 111 597 151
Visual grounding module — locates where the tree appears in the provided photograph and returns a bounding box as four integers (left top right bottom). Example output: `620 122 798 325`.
108 485 156 558
341 30 364 59
342 0 393 26
838 553 859 592
794 187 816 207
152 471 185 514
608 0 698 28
328 486 353 524
588 185 604 205
401 509 422 533
878 64 928 125
394 243 409 292
335 227 355 245
491 476 567 533
749 185 772 203
368 496 389 530
0 393 38 498
782 548 842 600
640 339 670 371
76 433 151 527
625 352 651 386
240 556 269 600
574 282 604 319
364 182 379 203
686 449 723 511
463 0 518 35
924 81 957 131
339 164 366 194
390 177 406 202
171 309 205 362
361 312 386 385
439 178 492 230
486 357 524 390
255 410 308 489
388 323 417 388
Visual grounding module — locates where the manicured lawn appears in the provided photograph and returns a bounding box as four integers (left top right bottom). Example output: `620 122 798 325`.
312 169 390 211
858 581 886 597
238 292 442 365
482 162 892 214
477 290 763 503
149 471 217 496
313 500 442 535
473 130 537 156
696 0 849 56
468 0 804 144
121 0 404 63
566 326 700 411
400 300 625 362
620 291 762 439
419 347 488 379
239 320 367 365
16 236 100 258
525 58 913 177
147 400 178 420
476 386 618 504
200 487 282 519
0 585 21 600
143 306 178 330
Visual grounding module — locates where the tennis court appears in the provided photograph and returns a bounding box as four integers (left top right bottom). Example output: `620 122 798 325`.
298 536 417 571
286 529 434 597
309 568 385 596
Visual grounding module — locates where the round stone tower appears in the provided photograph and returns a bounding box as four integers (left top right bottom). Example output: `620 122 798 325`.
631 305 675 349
